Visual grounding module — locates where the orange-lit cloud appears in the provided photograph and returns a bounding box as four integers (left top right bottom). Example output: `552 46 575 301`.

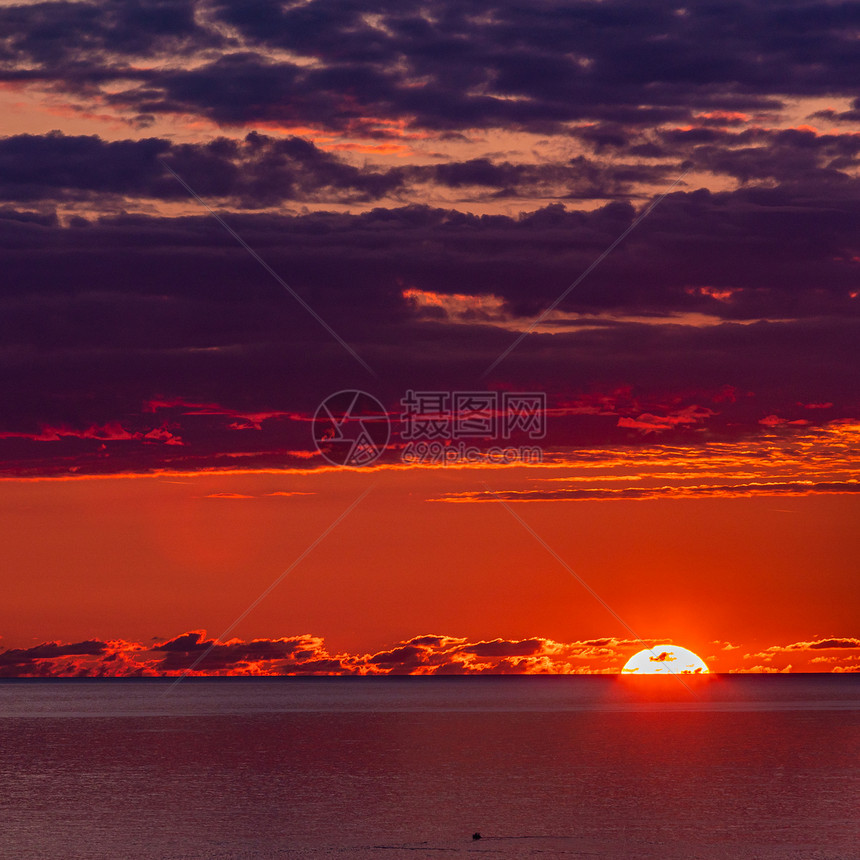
617 405 715 433
435 480 860 504
0 632 676 677
324 142 413 155
402 286 508 323
684 286 743 301
4 630 857 677
266 491 315 496
693 111 751 125
759 415 810 427
769 637 860 652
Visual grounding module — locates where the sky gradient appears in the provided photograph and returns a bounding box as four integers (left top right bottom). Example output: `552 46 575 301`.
1 0 858 675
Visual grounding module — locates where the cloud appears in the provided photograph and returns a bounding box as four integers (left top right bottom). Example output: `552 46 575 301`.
0 421 182 445
0 185 859 476
4 0 860 135
0 638 147 677
0 0 218 69
0 631 667 676
728 637 860 672
0 131 404 205
617 405 715 433
149 630 353 674
0 130 682 208
463 638 544 658
781 638 860 651
0 639 105 665
2 4 860 478
434 479 860 504
9 630 858 676
743 664 793 674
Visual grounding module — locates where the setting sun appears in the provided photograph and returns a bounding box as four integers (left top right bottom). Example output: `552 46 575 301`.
622 646 710 675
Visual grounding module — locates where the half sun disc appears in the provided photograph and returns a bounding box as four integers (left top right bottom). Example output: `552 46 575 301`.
622 645 709 674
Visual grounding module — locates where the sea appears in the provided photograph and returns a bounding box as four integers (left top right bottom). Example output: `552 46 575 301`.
0 675 858 859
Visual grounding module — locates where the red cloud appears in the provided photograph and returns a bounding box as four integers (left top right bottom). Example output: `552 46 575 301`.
758 415 810 427
618 405 715 433
0 422 182 445
144 397 302 429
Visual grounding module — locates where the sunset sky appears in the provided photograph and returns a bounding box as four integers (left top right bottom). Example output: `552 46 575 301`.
1 0 858 676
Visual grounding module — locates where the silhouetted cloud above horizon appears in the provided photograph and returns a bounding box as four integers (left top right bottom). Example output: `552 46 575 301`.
2 629 858 676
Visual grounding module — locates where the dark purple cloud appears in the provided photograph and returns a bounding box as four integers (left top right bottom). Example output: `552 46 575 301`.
0 131 676 205
1 1 859 475
0 185 858 475
462 638 544 658
151 630 350 673
0 132 404 204
0 639 108 676
4 0 859 132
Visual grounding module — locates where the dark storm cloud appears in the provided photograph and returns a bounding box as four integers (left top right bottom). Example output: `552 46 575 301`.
2 0 860 131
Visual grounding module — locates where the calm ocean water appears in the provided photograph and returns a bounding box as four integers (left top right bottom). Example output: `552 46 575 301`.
0 676 858 859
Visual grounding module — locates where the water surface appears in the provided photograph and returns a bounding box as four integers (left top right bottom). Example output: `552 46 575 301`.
1 676 857 858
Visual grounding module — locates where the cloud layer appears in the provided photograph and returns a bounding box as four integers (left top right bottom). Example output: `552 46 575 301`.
2 630 858 676
0 0 858 481
4 0 860 133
